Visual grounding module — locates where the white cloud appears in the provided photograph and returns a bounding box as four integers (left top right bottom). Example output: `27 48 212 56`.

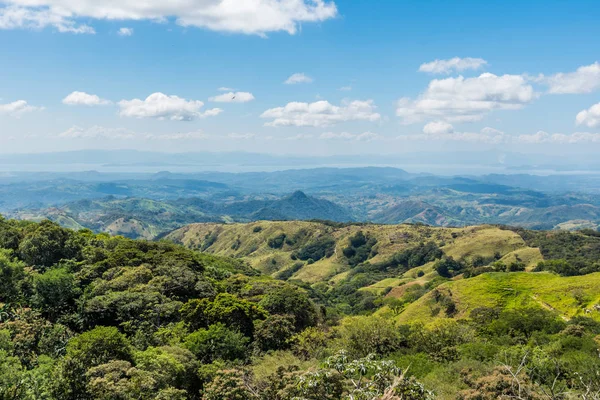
419 57 488 74
576 102 600 128
284 73 313 84
218 87 235 92
423 121 454 135
397 127 506 144
0 0 337 35
517 131 600 144
339 86 352 91
62 91 111 106
480 127 504 135
228 133 256 140
118 92 223 121
118 27 133 36
537 62 600 94
209 91 255 103
261 99 381 127
396 73 535 124
57 126 216 140
0 5 95 33
58 126 136 139
145 131 210 140
0 100 42 117
319 131 380 141
285 134 314 140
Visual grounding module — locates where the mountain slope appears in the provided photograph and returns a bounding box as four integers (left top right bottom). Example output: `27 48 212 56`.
166 222 541 284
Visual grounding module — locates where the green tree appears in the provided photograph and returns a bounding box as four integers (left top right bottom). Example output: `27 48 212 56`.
0 250 25 303
202 369 256 400
134 346 198 392
253 314 295 352
259 287 317 331
335 316 403 359
181 293 268 337
33 268 79 320
18 220 82 269
185 323 249 363
54 326 133 399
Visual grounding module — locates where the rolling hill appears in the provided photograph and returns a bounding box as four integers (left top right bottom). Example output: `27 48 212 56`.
166 222 541 283
6 191 352 239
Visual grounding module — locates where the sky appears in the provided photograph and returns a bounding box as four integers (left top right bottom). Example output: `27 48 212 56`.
0 0 600 156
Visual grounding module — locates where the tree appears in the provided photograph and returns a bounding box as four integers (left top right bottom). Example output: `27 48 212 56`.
18 220 82 269
0 250 25 303
54 326 133 399
435 257 463 278
253 315 295 352
259 287 317 331
33 268 79 320
202 369 256 400
184 323 249 363
134 346 198 392
335 316 403 359
181 293 268 337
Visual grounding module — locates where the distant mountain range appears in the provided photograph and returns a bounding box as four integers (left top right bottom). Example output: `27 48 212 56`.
2 166 600 236
6 191 352 239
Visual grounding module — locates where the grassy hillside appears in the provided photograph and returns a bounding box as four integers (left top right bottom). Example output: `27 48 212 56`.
167 222 543 283
396 272 600 324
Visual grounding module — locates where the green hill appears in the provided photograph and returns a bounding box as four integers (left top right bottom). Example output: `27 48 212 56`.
166 222 542 283
396 272 600 324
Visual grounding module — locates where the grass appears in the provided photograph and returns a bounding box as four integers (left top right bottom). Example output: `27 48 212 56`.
170 222 550 287
398 271 600 324
442 226 526 261
500 247 544 269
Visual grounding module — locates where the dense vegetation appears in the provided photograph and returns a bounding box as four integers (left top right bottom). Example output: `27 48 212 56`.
3 217 600 399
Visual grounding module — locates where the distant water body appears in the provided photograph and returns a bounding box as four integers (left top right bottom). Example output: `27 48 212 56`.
0 163 599 176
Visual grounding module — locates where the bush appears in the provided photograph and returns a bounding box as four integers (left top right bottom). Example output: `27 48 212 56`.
343 231 378 267
268 234 287 249
334 316 404 358
293 236 335 262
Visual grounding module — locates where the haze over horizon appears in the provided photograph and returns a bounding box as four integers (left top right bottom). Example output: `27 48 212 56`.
1 0 599 158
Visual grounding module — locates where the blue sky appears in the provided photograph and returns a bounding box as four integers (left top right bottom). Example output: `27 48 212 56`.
0 0 599 155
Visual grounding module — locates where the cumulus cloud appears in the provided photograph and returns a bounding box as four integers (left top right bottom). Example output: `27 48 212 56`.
0 0 337 35
576 102 600 128
0 100 42 117
118 27 133 36
319 131 380 141
284 73 313 84
118 92 223 121
536 62 600 94
423 121 454 135
419 57 488 74
0 5 95 33
62 91 111 106
396 73 535 124
209 91 255 103
261 99 381 127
